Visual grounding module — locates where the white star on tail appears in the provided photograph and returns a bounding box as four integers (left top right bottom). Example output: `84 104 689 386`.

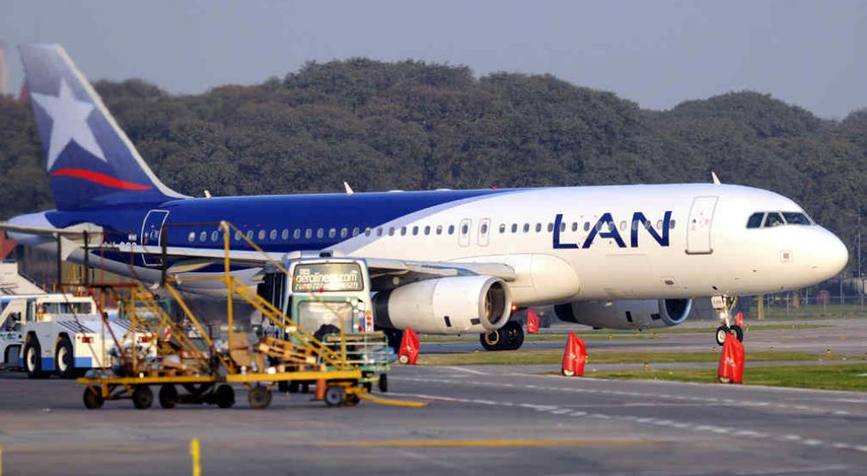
31 78 106 170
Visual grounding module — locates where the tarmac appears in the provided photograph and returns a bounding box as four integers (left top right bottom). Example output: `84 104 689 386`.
1 319 866 475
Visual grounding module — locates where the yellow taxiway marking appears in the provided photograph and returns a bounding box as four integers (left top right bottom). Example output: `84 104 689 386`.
320 438 652 448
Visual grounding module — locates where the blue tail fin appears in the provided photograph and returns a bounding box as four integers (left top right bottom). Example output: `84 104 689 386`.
19 44 185 210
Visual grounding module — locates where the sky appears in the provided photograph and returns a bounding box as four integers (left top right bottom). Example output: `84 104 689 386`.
1 0 865 119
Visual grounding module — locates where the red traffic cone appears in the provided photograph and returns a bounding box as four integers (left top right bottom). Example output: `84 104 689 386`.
561 332 587 377
718 333 744 384
526 308 540 334
398 328 420 365
734 311 745 328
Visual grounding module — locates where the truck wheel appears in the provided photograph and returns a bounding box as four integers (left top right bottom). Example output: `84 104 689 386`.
344 393 360 406
377 374 388 393
132 385 153 410
214 384 235 408
23 339 48 379
159 384 178 409
324 385 345 407
248 386 271 409
83 386 104 409
55 336 75 379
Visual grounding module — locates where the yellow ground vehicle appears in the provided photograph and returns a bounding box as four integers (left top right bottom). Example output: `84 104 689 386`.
76 222 408 410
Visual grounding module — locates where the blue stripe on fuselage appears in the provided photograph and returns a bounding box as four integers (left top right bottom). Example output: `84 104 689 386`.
43 189 509 258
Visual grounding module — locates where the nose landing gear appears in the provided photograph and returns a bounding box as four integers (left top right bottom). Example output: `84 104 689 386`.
713 295 744 346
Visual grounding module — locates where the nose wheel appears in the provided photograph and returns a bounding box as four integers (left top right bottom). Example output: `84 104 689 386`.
712 295 744 346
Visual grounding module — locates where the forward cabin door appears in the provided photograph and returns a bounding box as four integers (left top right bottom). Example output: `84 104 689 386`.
140 210 169 267
686 196 718 254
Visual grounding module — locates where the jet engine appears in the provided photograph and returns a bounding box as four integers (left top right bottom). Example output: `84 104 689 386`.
554 299 692 330
373 276 512 334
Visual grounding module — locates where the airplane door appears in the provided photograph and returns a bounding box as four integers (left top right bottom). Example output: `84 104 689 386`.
478 218 491 247
140 210 169 267
686 196 718 254
459 219 472 247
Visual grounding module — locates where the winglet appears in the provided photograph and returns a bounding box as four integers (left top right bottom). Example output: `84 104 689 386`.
711 172 721 185
343 181 354 195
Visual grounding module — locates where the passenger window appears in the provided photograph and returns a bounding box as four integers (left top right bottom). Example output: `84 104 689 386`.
187 232 196 243
269 229 277 240
377 228 383 237
620 221 627 231
412 226 419 236
293 229 301 239
746 213 764 229
316 228 324 239
764 213 785 228
340 228 348 238
364 228 372 237
523 223 530 233
424 226 431 235
352 227 360 237
448 225 455 235
571 222 577 232
547 223 553 232
400 227 407 236
782 212 811 225
535 223 542 233
246 231 254 241
234 231 242 241
584 222 590 231
281 229 289 240
258 230 266 241
480 223 488 234
199 231 207 242
436 225 443 235
670 219 676 230
461 224 469 235
304 229 312 239
499 224 506 234
388 227 395 236
511 224 518 233
211 231 219 242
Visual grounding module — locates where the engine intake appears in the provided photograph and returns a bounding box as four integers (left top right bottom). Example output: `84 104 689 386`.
555 298 692 330
374 276 512 334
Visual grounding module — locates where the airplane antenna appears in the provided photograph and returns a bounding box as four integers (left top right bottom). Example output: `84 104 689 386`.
343 182 354 195
204 190 212 198
711 172 721 185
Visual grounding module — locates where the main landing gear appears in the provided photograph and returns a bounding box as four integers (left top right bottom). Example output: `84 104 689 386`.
713 295 744 346
480 321 524 351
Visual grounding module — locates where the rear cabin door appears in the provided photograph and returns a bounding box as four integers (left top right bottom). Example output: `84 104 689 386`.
686 196 718 254
140 210 169 267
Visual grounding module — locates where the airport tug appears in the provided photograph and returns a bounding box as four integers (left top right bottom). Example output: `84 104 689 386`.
77 222 410 410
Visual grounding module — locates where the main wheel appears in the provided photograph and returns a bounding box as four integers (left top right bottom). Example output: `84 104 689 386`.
248 386 272 410
730 325 744 342
480 330 502 351
214 384 235 409
377 374 388 393
344 393 360 407
55 336 75 379
502 321 524 350
83 386 104 409
159 384 178 409
715 326 729 346
23 339 48 379
132 385 154 410
324 385 345 407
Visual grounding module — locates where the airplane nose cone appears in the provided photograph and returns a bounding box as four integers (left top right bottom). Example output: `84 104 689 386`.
816 230 849 278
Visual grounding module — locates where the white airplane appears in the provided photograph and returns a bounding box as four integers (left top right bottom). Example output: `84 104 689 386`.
4 44 849 351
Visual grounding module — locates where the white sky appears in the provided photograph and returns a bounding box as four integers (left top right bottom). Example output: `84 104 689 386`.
2 0 865 118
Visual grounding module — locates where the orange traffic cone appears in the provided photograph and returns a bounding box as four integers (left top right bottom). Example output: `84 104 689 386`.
734 311 745 328
718 334 745 384
561 332 587 376
398 328 420 365
526 308 540 334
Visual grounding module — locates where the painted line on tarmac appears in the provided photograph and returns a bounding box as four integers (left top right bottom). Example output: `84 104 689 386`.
390 391 867 455
397 376 855 417
443 366 487 376
318 437 651 448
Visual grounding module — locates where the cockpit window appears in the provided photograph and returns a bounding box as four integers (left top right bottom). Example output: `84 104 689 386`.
782 212 812 225
763 212 785 227
746 213 764 229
